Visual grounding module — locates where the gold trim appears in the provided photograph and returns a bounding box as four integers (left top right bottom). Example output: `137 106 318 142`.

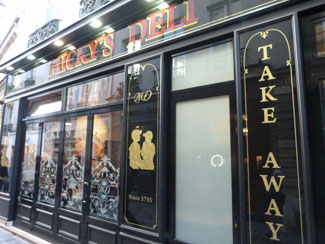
124 60 160 230
243 28 304 244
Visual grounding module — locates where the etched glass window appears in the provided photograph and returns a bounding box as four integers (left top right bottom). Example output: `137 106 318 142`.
38 121 60 205
0 101 19 192
19 123 39 199
61 117 87 211
66 73 124 110
89 111 122 220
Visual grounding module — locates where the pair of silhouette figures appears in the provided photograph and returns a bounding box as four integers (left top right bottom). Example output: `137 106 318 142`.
129 128 155 170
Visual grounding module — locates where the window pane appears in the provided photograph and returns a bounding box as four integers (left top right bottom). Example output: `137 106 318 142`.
38 121 61 205
61 117 87 211
172 42 234 91
90 111 122 221
302 12 325 243
0 101 19 193
176 96 233 244
27 91 62 117
19 123 39 199
66 73 124 110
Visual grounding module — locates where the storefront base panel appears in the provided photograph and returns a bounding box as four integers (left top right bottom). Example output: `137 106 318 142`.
0 196 9 219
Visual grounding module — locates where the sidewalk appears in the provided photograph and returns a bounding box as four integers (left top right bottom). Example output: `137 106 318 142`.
0 222 51 244
0 227 31 244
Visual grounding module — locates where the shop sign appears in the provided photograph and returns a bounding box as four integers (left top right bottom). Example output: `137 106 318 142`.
241 20 304 243
124 57 160 231
47 0 289 79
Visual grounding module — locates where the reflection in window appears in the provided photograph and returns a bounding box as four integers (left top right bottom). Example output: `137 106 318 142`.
316 21 325 58
66 73 124 110
90 112 122 221
172 42 234 91
27 91 62 117
61 117 87 211
0 101 19 192
19 123 39 199
38 121 60 205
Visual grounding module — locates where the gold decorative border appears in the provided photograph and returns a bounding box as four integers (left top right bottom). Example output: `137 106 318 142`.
243 28 304 244
124 61 160 230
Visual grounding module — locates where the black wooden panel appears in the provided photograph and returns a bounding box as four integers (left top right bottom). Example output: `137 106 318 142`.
119 232 161 244
35 208 53 230
87 224 117 244
0 197 9 219
16 203 31 222
58 215 81 241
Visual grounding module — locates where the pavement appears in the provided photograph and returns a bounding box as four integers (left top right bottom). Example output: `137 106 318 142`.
0 227 31 244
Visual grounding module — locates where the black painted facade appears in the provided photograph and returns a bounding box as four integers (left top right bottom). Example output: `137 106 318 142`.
0 0 324 243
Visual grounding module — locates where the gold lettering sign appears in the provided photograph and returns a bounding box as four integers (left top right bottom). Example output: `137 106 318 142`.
242 23 304 244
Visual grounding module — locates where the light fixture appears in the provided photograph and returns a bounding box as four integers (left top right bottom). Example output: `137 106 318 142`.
105 26 114 33
67 45 76 50
39 59 47 64
90 19 102 28
6 66 14 71
27 55 36 60
157 2 169 10
146 0 154 2
54 39 64 47
18 69 25 73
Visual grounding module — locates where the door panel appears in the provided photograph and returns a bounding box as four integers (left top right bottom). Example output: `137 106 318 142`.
175 95 233 244
89 112 122 221
61 116 87 212
38 120 60 206
19 123 39 200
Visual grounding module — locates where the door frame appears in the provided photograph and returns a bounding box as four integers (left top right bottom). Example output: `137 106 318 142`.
167 80 239 243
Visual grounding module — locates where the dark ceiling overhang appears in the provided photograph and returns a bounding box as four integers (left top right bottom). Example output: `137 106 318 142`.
0 0 166 74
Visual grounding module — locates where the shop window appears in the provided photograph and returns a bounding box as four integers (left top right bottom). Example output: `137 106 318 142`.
61 116 87 211
0 101 19 193
19 123 39 199
316 20 325 58
27 91 62 117
89 111 122 221
66 73 124 110
302 11 325 243
172 42 234 91
38 121 61 206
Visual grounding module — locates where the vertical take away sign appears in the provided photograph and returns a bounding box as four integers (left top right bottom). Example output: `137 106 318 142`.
241 20 304 243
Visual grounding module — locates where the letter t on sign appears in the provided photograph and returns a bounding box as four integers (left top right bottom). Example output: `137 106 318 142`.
258 44 273 61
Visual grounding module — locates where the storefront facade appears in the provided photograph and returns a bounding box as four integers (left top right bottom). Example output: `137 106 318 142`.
0 0 324 243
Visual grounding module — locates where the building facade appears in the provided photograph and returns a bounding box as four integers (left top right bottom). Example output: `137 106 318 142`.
0 0 324 243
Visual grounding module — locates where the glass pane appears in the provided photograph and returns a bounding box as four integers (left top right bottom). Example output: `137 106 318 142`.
19 123 39 199
38 121 61 205
302 11 325 243
61 117 87 211
0 101 19 192
172 42 234 91
27 91 62 116
66 73 124 110
176 96 233 244
90 111 122 221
